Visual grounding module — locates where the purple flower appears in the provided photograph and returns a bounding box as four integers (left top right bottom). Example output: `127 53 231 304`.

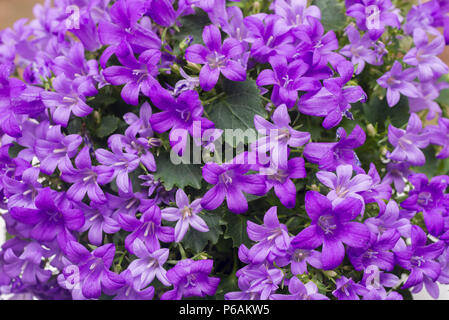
123 102 153 139
401 173 449 236
395 225 445 299
161 189 209 242
252 104 310 167
275 245 322 275
145 0 179 27
127 239 170 288
112 270 155 300
59 242 124 300
346 0 401 40
173 68 200 96
377 61 418 107
360 266 402 300
244 14 295 63
427 117 449 159
271 277 329 300
408 81 446 120
200 163 266 214
332 276 369 300
256 56 320 108
3 242 51 285
185 24 246 91
404 29 449 82
77 202 121 247
291 191 370 270
3 166 41 208
230 263 284 300
40 74 93 127
299 61 367 129
304 125 365 172
340 25 380 74
293 16 342 67
95 136 140 194
149 87 213 155
51 42 99 96
348 229 400 271
316 164 372 210
387 113 430 166
246 206 290 263
10 188 84 246
382 161 412 193
161 259 220 300
359 163 392 212
35 125 82 175
118 205 174 254
98 0 161 58
263 157 306 209
103 42 160 106
271 0 321 30
364 200 411 238
59 146 115 203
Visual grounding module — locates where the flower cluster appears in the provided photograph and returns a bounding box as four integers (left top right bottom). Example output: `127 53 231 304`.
1 0 449 301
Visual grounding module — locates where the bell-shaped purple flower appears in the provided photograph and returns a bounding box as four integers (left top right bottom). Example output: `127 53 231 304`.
35 125 82 175
377 61 419 107
185 24 246 91
10 188 84 246
395 225 445 299
404 29 449 82
59 146 115 204
161 189 209 242
387 113 430 166
304 125 365 172
161 259 220 300
127 238 170 288
291 191 370 270
246 206 290 263
201 163 266 214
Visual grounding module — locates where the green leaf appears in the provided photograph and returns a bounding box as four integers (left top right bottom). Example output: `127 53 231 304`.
97 115 120 138
208 79 266 145
153 152 202 190
173 9 210 46
312 0 346 32
181 211 225 253
361 96 410 130
221 212 252 248
436 89 449 105
8 143 25 158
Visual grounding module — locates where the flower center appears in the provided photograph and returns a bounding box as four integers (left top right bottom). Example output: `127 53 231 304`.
266 35 275 47
267 227 283 241
318 215 337 235
144 222 156 237
268 169 289 184
175 108 192 122
411 255 425 267
417 191 433 207
276 128 290 143
335 185 350 198
185 274 197 288
364 249 378 259
293 249 309 262
219 172 233 186
182 206 193 219
207 52 227 69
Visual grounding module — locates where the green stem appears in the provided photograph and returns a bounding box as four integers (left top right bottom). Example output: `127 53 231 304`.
203 92 225 106
178 242 187 259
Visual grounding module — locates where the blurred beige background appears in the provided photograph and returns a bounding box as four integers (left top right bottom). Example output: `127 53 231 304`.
0 0 42 28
